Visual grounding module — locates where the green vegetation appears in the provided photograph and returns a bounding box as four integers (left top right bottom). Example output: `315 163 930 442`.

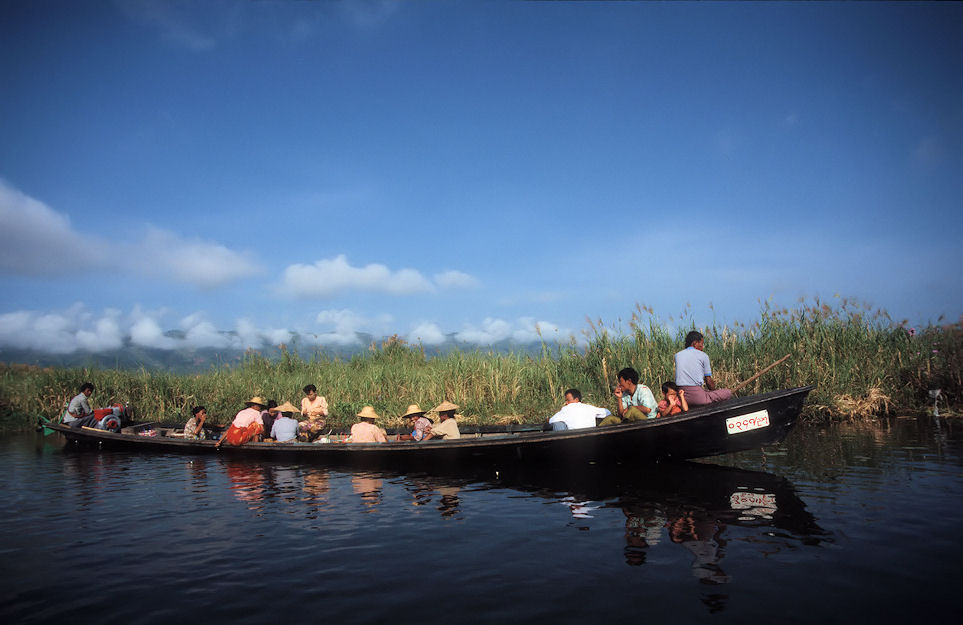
2 299 960 431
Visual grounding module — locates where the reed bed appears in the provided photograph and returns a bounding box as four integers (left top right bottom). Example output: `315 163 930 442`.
2 299 959 431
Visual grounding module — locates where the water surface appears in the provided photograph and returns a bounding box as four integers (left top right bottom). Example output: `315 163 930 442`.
3 417 961 624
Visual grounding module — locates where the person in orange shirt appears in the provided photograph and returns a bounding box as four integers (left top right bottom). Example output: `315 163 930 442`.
349 406 388 443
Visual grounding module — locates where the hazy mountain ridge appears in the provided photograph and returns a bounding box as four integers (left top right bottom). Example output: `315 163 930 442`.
0 331 549 373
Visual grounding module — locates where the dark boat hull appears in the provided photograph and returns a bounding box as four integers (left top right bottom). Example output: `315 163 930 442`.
47 386 813 469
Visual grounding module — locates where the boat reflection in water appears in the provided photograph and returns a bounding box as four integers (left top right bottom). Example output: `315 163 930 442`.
198 453 827 614
488 459 828 613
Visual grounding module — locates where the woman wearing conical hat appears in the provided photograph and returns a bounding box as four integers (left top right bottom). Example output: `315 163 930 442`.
349 406 388 443
423 401 460 440
396 404 432 441
215 396 267 448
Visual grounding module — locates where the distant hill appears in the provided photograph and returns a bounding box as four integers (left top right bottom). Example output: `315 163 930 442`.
0 331 552 372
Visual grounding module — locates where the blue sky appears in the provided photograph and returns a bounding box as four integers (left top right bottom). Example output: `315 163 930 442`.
1 1 960 356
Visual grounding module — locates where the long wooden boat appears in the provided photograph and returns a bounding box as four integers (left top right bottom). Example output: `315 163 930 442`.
46 386 813 469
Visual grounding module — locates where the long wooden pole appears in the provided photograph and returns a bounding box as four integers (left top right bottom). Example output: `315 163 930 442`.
730 354 791 393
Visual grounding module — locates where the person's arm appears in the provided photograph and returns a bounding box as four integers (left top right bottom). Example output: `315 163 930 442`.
679 389 689 412
702 353 716 390
614 386 626 417
640 388 657 418
423 422 441 440
319 396 328 417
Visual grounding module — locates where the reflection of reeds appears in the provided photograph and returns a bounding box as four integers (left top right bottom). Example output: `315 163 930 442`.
2 299 960 430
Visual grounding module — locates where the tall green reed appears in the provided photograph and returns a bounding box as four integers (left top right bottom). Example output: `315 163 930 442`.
2 299 959 431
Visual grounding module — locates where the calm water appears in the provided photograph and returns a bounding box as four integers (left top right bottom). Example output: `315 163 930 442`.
3 417 962 624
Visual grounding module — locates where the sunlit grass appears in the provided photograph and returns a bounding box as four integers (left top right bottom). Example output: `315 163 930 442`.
2 299 959 431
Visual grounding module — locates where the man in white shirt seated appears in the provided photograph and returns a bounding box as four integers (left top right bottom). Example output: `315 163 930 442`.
548 389 610 431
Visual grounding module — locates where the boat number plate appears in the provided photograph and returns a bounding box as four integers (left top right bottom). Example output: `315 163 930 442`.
729 492 776 509
725 409 770 435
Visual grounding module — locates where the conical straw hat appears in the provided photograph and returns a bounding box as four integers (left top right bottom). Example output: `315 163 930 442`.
402 404 426 418
274 401 299 414
356 405 381 420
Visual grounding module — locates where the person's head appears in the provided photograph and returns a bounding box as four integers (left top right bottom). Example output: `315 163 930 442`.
661 381 680 400
564 389 582 404
245 396 267 410
274 401 298 417
357 405 380 423
617 367 639 390
79 382 94 396
434 401 459 421
685 331 704 349
192 406 207 418
403 404 426 422
266 399 277 411
303 384 317 399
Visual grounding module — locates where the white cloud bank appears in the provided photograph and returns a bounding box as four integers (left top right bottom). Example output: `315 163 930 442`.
302 309 393 346
0 305 576 354
453 317 569 345
0 181 262 288
279 255 479 298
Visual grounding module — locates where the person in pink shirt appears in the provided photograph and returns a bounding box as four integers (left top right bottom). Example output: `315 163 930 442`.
349 406 388 443
396 404 432 441
300 384 328 440
215 396 266 448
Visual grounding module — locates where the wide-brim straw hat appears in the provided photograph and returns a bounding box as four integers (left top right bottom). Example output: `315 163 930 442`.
246 396 267 408
402 404 426 418
274 401 299 414
433 400 459 413
357 405 381 420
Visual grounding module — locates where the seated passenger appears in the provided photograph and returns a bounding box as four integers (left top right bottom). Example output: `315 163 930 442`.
184 406 208 439
349 406 388 443
656 382 689 418
674 331 734 406
548 389 609 430
269 401 300 442
64 382 95 424
260 400 278 441
599 367 658 426
215 396 266 448
397 404 432 441
300 384 328 440
423 401 461 440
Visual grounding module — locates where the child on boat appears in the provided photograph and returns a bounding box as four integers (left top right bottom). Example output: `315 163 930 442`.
657 382 689 418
